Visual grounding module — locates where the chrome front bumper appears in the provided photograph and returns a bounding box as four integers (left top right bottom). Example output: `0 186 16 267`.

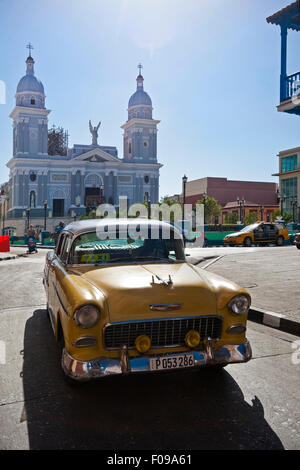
62 340 252 382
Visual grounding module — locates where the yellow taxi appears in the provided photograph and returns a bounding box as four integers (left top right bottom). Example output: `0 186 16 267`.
43 218 252 383
223 222 289 247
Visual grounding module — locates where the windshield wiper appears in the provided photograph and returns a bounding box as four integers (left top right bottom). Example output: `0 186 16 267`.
93 256 175 265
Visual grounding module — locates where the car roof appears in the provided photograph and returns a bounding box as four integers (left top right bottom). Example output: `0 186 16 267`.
63 218 183 237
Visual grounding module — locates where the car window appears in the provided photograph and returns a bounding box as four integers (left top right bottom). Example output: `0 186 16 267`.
240 224 260 233
69 229 185 265
55 233 66 257
60 235 72 263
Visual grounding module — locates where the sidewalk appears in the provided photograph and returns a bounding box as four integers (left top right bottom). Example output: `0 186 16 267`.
188 245 300 337
0 246 30 261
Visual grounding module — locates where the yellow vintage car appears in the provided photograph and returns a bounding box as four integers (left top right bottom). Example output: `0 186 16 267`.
223 222 289 247
43 219 252 383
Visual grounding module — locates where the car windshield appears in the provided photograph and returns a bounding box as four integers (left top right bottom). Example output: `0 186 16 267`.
69 228 185 265
239 224 260 233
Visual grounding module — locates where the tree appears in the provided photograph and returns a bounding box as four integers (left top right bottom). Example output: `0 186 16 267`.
195 197 221 224
225 213 238 224
245 212 258 225
159 195 177 206
271 209 282 221
282 211 293 224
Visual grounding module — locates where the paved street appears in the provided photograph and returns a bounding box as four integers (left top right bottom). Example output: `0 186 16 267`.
187 245 300 321
0 250 299 450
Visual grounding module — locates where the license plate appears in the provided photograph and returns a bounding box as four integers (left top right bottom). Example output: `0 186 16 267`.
149 354 195 371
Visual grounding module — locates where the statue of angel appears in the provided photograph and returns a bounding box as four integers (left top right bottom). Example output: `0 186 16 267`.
89 120 101 146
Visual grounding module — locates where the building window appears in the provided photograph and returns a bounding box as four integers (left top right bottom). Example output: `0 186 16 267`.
281 155 297 173
128 142 132 154
30 97 35 105
144 175 149 184
29 191 36 208
281 177 298 212
144 141 148 147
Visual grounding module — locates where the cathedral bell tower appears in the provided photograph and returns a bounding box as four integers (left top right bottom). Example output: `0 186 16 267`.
9 44 50 156
121 64 160 162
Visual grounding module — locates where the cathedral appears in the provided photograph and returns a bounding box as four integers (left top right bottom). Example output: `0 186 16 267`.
6 48 162 234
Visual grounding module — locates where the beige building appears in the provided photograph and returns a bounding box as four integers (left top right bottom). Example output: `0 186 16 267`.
273 147 300 222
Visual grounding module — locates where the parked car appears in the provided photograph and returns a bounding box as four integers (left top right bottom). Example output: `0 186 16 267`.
223 222 289 247
43 218 252 383
294 232 300 250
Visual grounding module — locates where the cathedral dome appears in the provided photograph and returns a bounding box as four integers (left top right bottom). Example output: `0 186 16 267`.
16 56 45 95
128 67 152 109
17 74 45 94
128 89 152 108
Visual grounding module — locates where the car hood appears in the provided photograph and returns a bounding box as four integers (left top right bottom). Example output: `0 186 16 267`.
226 232 245 238
73 262 239 322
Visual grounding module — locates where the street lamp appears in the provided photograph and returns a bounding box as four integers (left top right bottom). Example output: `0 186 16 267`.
144 192 151 219
26 207 30 231
237 197 245 224
100 184 104 204
291 197 298 223
1 194 7 236
259 205 264 222
203 191 207 225
182 175 188 244
43 200 48 231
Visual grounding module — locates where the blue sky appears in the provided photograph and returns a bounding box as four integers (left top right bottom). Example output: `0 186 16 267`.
0 0 299 197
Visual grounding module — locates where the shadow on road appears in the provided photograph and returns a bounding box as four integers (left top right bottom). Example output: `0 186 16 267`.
22 309 284 450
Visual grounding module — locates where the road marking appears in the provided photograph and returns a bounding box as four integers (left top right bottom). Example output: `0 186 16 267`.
263 312 285 328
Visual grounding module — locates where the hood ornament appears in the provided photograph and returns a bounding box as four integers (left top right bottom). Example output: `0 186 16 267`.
150 302 182 311
151 274 173 288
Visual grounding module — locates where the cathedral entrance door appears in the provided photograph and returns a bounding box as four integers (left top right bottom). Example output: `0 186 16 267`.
53 199 64 217
85 187 104 213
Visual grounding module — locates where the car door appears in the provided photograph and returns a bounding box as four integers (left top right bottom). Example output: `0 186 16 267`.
268 224 278 243
262 223 271 242
253 224 264 242
47 232 68 332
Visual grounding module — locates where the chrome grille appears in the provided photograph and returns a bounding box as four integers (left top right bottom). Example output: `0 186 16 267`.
104 316 223 349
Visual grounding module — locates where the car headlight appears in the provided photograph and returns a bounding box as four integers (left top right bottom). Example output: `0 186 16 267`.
74 305 100 328
228 295 250 315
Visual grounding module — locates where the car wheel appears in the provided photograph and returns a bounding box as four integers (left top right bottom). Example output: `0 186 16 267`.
243 237 252 247
297 245 300 250
276 236 284 246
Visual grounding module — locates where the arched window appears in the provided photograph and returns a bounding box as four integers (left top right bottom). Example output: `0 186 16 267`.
30 97 35 105
29 191 36 208
128 142 132 154
85 173 102 188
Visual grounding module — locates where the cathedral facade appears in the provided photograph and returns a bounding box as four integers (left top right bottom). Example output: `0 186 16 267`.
6 51 162 233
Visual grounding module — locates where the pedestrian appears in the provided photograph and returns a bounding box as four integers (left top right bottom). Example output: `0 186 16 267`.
54 221 65 245
26 225 36 239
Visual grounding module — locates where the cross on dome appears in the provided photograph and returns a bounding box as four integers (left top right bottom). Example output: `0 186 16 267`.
26 42 34 57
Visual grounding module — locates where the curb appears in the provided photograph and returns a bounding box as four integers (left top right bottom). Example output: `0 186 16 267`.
0 255 17 261
248 307 300 337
